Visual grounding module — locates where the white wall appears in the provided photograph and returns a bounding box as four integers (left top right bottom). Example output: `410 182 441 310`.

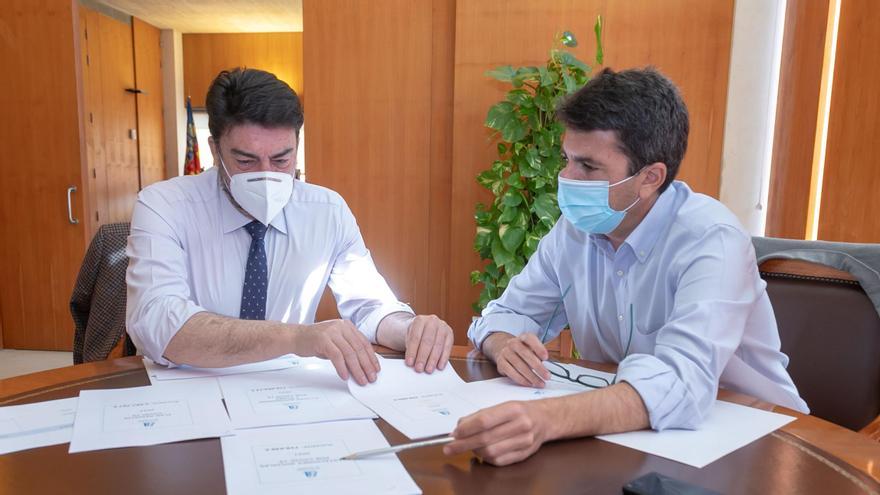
160 29 187 177
719 0 787 235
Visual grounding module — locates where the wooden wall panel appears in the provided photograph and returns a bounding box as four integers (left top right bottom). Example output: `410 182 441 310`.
817 0 880 242
0 0 87 350
82 9 141 226
304 0 455 328
182 33 303 108
766 0 831 239
133 17 166 188
447 0 735 337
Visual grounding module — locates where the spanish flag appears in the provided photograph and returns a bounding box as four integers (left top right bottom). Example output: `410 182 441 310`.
183 96 202 175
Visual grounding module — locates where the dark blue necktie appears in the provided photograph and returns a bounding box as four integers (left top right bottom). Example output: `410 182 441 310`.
240 220 269 320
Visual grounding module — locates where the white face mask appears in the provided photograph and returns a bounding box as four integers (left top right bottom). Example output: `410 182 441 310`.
219 155 293 225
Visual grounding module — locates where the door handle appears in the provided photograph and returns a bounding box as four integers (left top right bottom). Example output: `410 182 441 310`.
67 186 79 225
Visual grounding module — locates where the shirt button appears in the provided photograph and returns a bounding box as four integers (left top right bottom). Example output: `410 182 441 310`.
616 270 624 277
618 314 624 321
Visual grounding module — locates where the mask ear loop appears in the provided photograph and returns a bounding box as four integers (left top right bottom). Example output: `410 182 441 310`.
610 169 643 213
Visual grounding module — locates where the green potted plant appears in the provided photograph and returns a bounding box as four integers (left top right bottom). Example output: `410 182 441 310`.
471 18 604 312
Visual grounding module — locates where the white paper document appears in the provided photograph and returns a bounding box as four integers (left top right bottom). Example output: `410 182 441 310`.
597 400 796 468
143 354 301 381
221 419 421 495
68 381 232 453
348 356 481 439
0 397 78 455
349 358 602 439
219 358 376 429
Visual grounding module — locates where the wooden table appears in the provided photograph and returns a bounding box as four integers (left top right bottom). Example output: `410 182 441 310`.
1 346 879 494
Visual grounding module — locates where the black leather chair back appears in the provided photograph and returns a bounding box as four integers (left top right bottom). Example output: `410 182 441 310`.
761 264 880 431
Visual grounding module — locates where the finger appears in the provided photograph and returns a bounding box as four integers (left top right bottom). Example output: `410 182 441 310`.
437 329 453 370
324 346 349 382
405 318 424 367
445 411 521 456
453 403 519 439
497 356 535 387
513 340 550 381
340 320 379 374
332 335 369 386
413 321 437 373
343 325 379 382
476 443 536 466
521 333 550 361
424 324 447 373
507 346 547 387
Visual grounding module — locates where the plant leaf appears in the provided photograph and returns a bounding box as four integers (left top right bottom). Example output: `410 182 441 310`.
560 30 578 48
491 236 516 267
486 101 516 130
486 65 516 81
500 226 526 252
594 15 604 65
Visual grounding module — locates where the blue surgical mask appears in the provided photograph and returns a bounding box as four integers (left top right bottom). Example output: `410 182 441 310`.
557 174 640 234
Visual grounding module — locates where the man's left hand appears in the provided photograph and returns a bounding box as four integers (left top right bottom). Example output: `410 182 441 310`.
404 315 454 373
443 400 552 466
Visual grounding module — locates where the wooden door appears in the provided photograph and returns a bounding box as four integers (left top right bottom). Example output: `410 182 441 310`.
81 7 140 231
132 17 166 188
0 0 88 350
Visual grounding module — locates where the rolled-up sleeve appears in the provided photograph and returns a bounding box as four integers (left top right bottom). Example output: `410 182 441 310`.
616 226 758 431
468 223 568 349
126 193 205 366
327 201 413 343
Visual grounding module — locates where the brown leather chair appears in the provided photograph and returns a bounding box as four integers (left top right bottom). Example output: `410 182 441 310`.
759 258 880 438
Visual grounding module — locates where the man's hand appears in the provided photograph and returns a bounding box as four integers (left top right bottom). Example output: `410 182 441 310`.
404 315 454 373
484 332 550 388
293 319 380 386
443 400 552 466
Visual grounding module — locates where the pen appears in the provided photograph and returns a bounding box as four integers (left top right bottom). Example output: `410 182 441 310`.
339 436 455 460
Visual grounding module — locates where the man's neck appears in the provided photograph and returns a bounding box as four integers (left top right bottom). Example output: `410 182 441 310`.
605 192 660 251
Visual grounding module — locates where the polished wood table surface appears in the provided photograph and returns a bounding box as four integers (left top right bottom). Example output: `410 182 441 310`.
2 347 879 494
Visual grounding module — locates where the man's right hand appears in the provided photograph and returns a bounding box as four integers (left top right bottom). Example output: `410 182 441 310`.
483 332 551 388
293 319 380 386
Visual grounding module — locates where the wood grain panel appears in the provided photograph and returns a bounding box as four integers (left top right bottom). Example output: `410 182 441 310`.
0 0 88 350
182 32 303 108
817 0 880 242
132 17 166 188
602 0 734 198
766 0 831 239
447 0 735 337
304 0 455 329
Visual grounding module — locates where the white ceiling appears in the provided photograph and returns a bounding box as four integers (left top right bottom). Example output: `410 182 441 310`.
100 0 303 33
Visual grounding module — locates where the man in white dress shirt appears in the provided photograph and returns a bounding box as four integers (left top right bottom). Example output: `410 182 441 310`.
126 68 453 385
444 68 807 465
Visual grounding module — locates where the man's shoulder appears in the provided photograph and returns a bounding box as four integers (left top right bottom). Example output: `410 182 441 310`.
289 180 347 208
138 168 219 208
669 181 749 241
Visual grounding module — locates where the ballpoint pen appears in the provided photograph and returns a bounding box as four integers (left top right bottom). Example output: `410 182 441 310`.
339 436 455 460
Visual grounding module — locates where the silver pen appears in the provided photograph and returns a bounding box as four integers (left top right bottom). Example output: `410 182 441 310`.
339 436 455 460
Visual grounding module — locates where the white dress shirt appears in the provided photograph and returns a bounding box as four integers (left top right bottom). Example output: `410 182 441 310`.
469 181 808 430
126 168 413 365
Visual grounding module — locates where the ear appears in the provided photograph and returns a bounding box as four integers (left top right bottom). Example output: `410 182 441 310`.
639 162 667 196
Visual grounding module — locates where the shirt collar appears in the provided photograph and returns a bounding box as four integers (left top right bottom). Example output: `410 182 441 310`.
218 173 289 235
622 181 677 263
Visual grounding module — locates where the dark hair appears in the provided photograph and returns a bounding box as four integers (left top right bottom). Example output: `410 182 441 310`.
556 67 689 192
205 67 304 139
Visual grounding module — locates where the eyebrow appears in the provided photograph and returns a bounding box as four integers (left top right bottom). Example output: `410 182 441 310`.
564 152 605 168
230 148 295 160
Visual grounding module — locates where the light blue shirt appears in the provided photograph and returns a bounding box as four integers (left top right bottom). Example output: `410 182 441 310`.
469 181 808 430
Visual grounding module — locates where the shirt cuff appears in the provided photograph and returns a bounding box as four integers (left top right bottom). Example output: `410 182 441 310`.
615 353 707 431
468 313 542 351
357 302 414 344
128 298 206 367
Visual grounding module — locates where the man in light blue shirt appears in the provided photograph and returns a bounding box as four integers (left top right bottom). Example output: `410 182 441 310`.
444 67 807 466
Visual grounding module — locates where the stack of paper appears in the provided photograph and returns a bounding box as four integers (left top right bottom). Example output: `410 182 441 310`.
68 380 232 453
143 354 302 384
221 419 421 494
219 358 376 429
0 398 78 454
